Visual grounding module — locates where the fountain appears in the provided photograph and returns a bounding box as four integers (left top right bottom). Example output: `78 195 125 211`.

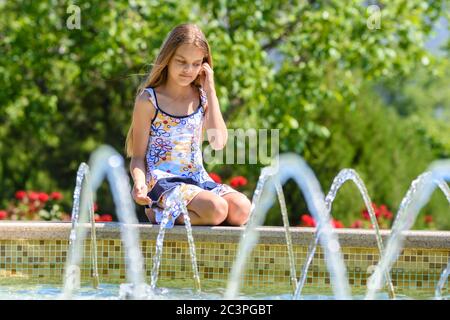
432 168 450 299
150 186 202 293
61 145 149 299
294 169 395 299
61 163 99 298
435 259 449 299
225 153 352 299
366 161 450 299
62 145 203 298
54 145 448 300
274 179 298 292
224 155 448 300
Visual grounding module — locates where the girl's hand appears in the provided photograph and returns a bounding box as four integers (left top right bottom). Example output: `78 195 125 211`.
200 62 215 93
132 183 152 206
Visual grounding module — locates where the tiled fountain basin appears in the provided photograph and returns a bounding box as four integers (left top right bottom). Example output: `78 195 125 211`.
0 222 448 297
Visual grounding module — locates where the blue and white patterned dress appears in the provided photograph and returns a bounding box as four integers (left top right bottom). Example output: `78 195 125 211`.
143 85 238 227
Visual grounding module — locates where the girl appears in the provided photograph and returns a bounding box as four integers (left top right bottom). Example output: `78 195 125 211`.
125 23 251 228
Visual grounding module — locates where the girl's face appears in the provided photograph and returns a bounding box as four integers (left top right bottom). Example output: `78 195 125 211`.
167 44 206 86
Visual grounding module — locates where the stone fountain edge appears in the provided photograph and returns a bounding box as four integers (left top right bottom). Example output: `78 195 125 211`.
0 221 448 249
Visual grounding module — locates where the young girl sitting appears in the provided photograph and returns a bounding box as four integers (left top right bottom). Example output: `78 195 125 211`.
125 23 251 227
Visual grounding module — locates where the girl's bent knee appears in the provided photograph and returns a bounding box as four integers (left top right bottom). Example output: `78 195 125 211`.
210 198 228 225
227 197 251 226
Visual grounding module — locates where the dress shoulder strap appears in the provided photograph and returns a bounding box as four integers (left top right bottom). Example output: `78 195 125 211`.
142 87 159 111
142 87 159 123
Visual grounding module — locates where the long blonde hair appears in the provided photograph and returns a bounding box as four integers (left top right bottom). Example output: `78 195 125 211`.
125 23 213 157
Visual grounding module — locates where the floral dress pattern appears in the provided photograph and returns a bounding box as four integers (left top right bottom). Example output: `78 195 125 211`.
143 86 238 227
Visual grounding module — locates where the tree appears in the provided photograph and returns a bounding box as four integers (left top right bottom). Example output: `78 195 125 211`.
0 1 446 223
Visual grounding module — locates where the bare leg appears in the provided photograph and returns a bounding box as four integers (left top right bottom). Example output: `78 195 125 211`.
145 190 229 226
178 190 229 225
221 192 251 226
145 207 200 224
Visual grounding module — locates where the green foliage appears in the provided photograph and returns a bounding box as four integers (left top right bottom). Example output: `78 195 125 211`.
0 1 196 213
264 86 450 229
377 64 450 158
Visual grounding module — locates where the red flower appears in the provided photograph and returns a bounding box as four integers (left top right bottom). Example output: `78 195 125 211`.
300 214 316 227
92 202 99 212
50 192 63 201
424 215 433 224
28 191 39 201
362 209 370 220
100 214 113 222
230 176 248 188
379 205 393 220
362 202 381 220
383 211 393 220
351 220 363 228
209 172 222 184
38 192 49 202
372 203 381 218
332 219 344 228
95 214 113 222
15 190 27 200
0 210 8 220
